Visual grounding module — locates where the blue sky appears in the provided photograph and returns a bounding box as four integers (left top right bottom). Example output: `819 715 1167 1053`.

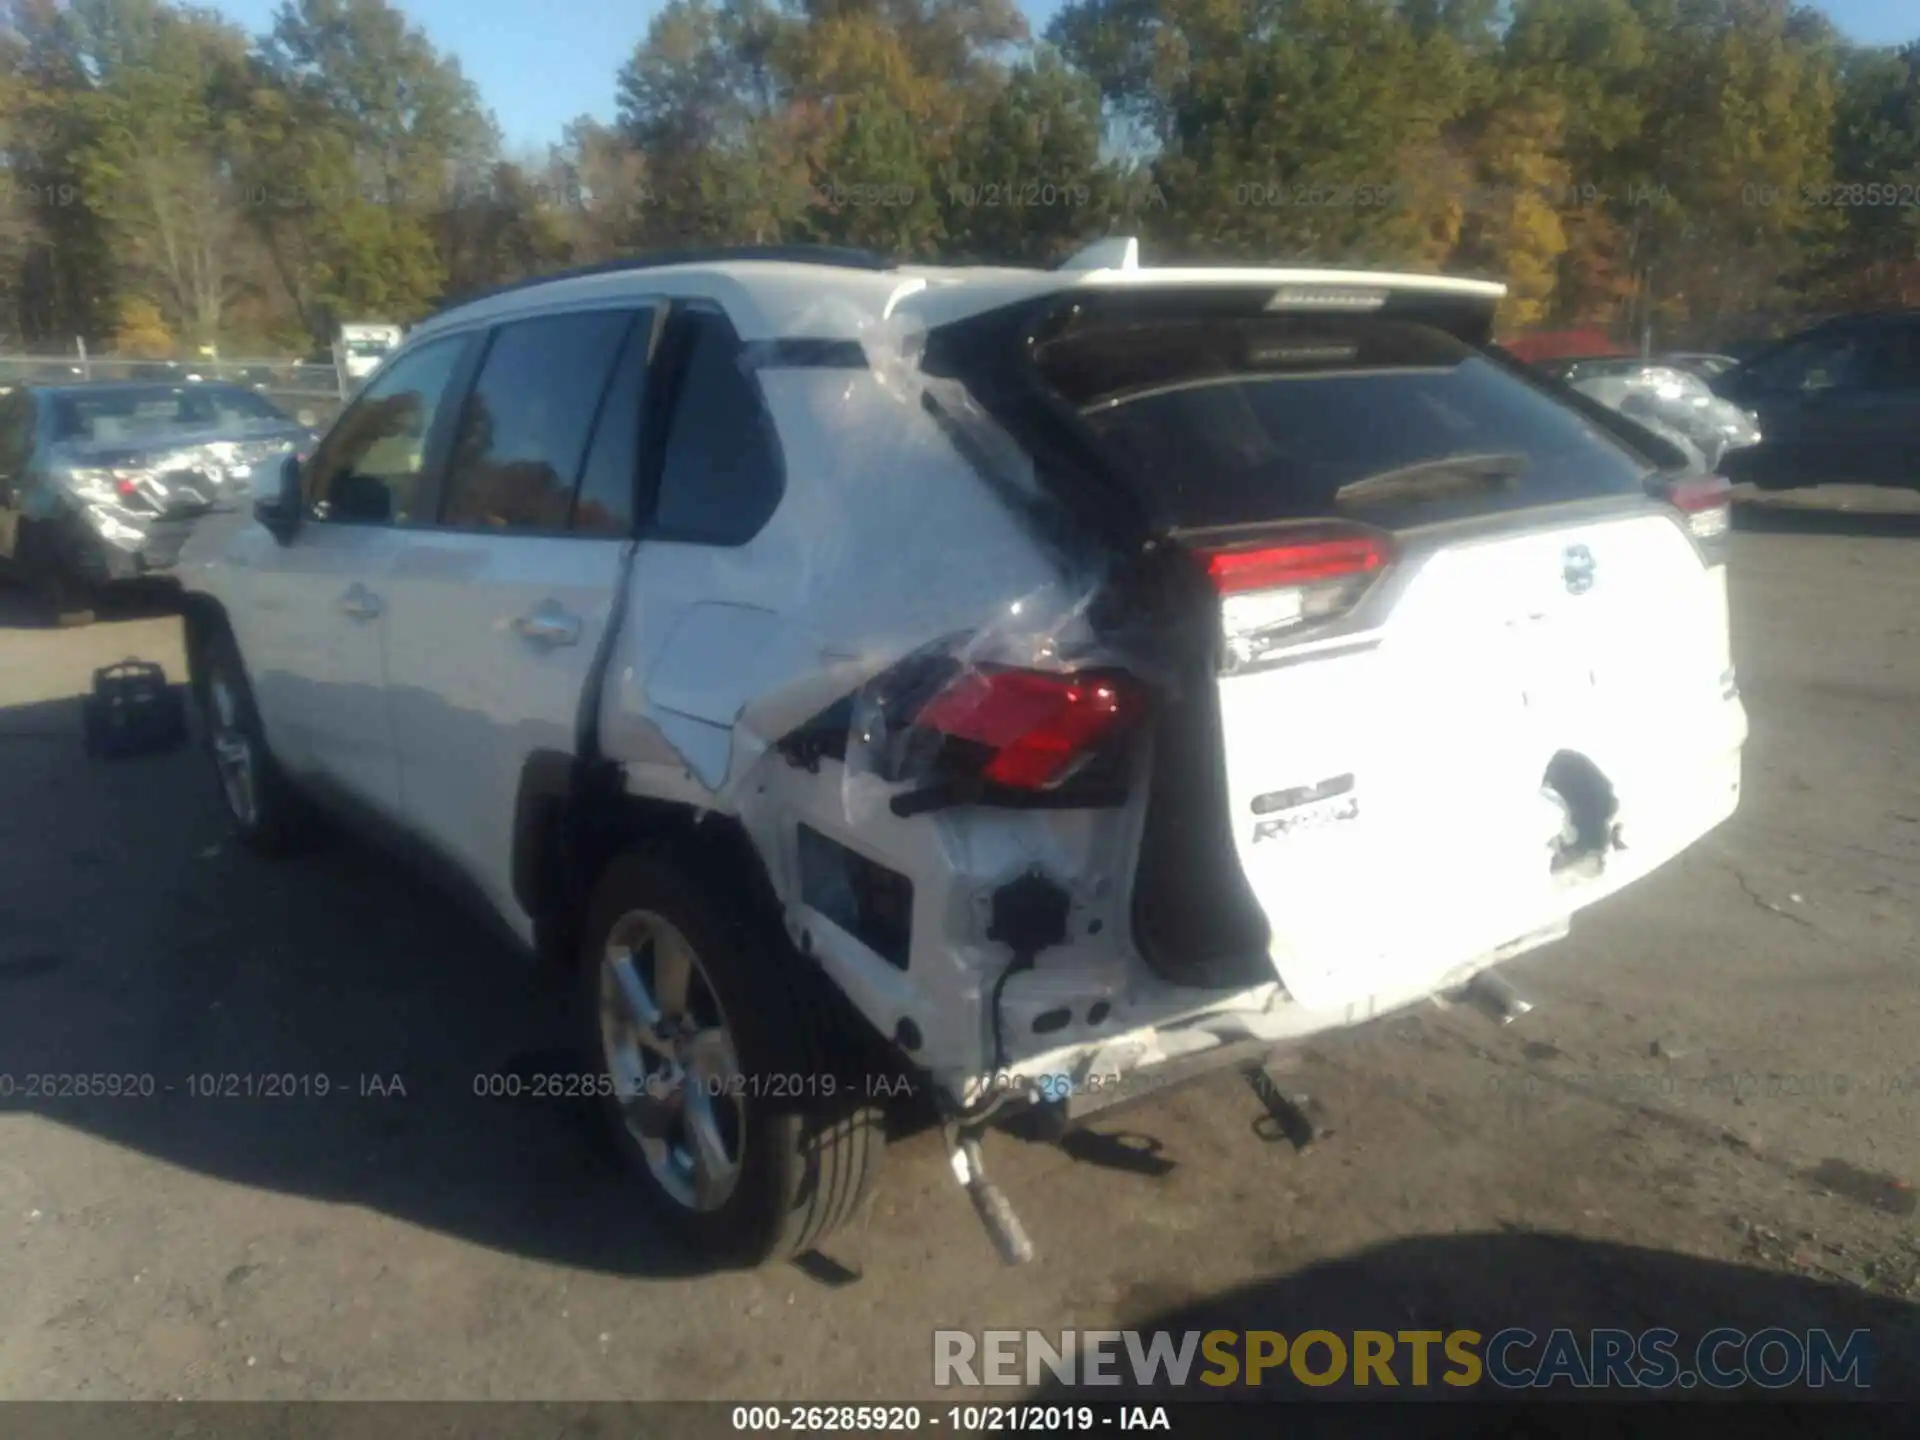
212 0 1918 155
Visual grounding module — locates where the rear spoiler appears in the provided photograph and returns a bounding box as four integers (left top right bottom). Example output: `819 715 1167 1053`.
899 241 1506 345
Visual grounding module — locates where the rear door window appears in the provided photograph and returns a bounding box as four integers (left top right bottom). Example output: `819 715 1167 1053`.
651 311 785 545
570 312 657 536
1032 316 1654 532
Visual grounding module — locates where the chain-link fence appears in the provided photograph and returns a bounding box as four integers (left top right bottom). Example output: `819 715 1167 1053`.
0 354 346 428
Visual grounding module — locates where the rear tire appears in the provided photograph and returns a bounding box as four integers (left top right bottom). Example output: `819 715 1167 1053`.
196 627 318 856
578 851 885 1268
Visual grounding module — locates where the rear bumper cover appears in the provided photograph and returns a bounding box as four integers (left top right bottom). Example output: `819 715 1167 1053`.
962 717 1745 1115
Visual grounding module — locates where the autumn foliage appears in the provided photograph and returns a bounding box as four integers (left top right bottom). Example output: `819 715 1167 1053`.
2 0 1917 356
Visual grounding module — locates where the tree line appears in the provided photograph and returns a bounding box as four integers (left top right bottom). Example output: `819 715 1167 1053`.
3 0 1918 357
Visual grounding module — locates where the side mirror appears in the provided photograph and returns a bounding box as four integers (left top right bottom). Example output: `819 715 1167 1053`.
254 453 304 543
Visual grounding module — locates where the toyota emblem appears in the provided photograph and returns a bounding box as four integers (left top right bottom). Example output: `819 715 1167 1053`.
1562 543 1597 595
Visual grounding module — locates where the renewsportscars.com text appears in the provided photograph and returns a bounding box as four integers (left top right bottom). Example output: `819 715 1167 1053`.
933 1327 1874 1392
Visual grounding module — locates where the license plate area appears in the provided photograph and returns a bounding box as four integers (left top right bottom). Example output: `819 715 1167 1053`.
1510 611 1603 717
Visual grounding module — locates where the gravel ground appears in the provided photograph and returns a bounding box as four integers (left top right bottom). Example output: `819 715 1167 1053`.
1 490 1917 1406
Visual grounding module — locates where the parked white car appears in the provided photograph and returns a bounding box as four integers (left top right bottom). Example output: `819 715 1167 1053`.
175 241 1747 1268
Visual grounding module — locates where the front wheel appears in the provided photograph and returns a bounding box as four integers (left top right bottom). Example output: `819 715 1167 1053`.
196 628 318 855
579 852 885 1267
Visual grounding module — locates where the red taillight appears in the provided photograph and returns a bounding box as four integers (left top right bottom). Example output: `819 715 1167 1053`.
1658 474 1732 558
911 667 1139 791
1196 524 1394 669
1202 527 1392 595
1666 474 1731 514
115 478 138 497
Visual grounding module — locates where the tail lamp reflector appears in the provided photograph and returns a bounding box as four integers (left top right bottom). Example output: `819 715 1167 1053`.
1663 474 1732 545
1198 526 1394 666
912 667 1138 791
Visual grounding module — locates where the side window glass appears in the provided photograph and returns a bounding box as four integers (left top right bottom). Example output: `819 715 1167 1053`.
305 337 466 525
652 312 784 545
440 309 637 532
1750 333 1865 394
1862 325 1920 393
571 313 655 536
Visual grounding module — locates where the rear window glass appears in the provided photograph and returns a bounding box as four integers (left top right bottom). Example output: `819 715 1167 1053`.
52 386 291 444
1033 317 1652 532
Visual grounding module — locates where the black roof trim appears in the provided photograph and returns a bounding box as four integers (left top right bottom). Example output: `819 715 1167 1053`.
428 246 895 320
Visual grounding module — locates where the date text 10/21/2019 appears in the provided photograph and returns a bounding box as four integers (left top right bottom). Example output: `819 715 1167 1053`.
730 1404 1173 1432
0 1073 411 1101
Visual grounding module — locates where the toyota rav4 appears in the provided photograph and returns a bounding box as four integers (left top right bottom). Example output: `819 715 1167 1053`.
175 240 1747 1268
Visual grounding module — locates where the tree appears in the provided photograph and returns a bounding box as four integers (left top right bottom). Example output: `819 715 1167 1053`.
69 0 256 349
551 116 655 257
0 0 116 345
430 158 577 303
242 0 496 342
1449 90 1574 327
1054 0 1479 266
110 293 174 354
1821 42 1920 307
615 0 792 245
941 48 1126 264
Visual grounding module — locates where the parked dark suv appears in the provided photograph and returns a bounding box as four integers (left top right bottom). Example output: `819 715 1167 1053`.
1714 312 1920 490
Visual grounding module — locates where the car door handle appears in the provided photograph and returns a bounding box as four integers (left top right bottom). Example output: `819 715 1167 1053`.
337 583 383 621
511 601 582 648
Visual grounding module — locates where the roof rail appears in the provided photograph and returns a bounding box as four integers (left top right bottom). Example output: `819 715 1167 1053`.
428 245 895 318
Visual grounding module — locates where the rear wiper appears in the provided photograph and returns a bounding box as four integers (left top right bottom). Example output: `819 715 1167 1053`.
1334 452 1529 508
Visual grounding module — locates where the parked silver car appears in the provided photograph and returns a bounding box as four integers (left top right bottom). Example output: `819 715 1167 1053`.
1564 363 1762 473
0 381 315 624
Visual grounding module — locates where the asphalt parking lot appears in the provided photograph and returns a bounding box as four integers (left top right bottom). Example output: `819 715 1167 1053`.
2 488 1918 1404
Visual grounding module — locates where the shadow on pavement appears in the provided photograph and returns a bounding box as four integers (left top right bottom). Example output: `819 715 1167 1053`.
0 689 712 1281
1026 1233 1918 1427
0 576 183 630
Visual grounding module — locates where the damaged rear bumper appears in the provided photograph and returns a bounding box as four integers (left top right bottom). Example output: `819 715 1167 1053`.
952 729 1742 1119
960 916 1572 1114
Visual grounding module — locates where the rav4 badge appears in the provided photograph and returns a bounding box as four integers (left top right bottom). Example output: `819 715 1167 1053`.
1253 795 1360 844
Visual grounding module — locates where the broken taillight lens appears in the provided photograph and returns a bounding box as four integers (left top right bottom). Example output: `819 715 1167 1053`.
908 666 1145 792
1654 473 1732 563
1196 522 1395 668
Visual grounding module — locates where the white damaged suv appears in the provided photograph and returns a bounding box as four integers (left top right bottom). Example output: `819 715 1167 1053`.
176 240 1747 1267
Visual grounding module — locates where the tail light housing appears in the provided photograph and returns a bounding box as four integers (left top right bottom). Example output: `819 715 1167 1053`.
1654 473 1731 564
1195 522 1395 670
874 660 1149 811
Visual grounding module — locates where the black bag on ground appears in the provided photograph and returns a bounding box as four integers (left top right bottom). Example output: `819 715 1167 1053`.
83 658 188 760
